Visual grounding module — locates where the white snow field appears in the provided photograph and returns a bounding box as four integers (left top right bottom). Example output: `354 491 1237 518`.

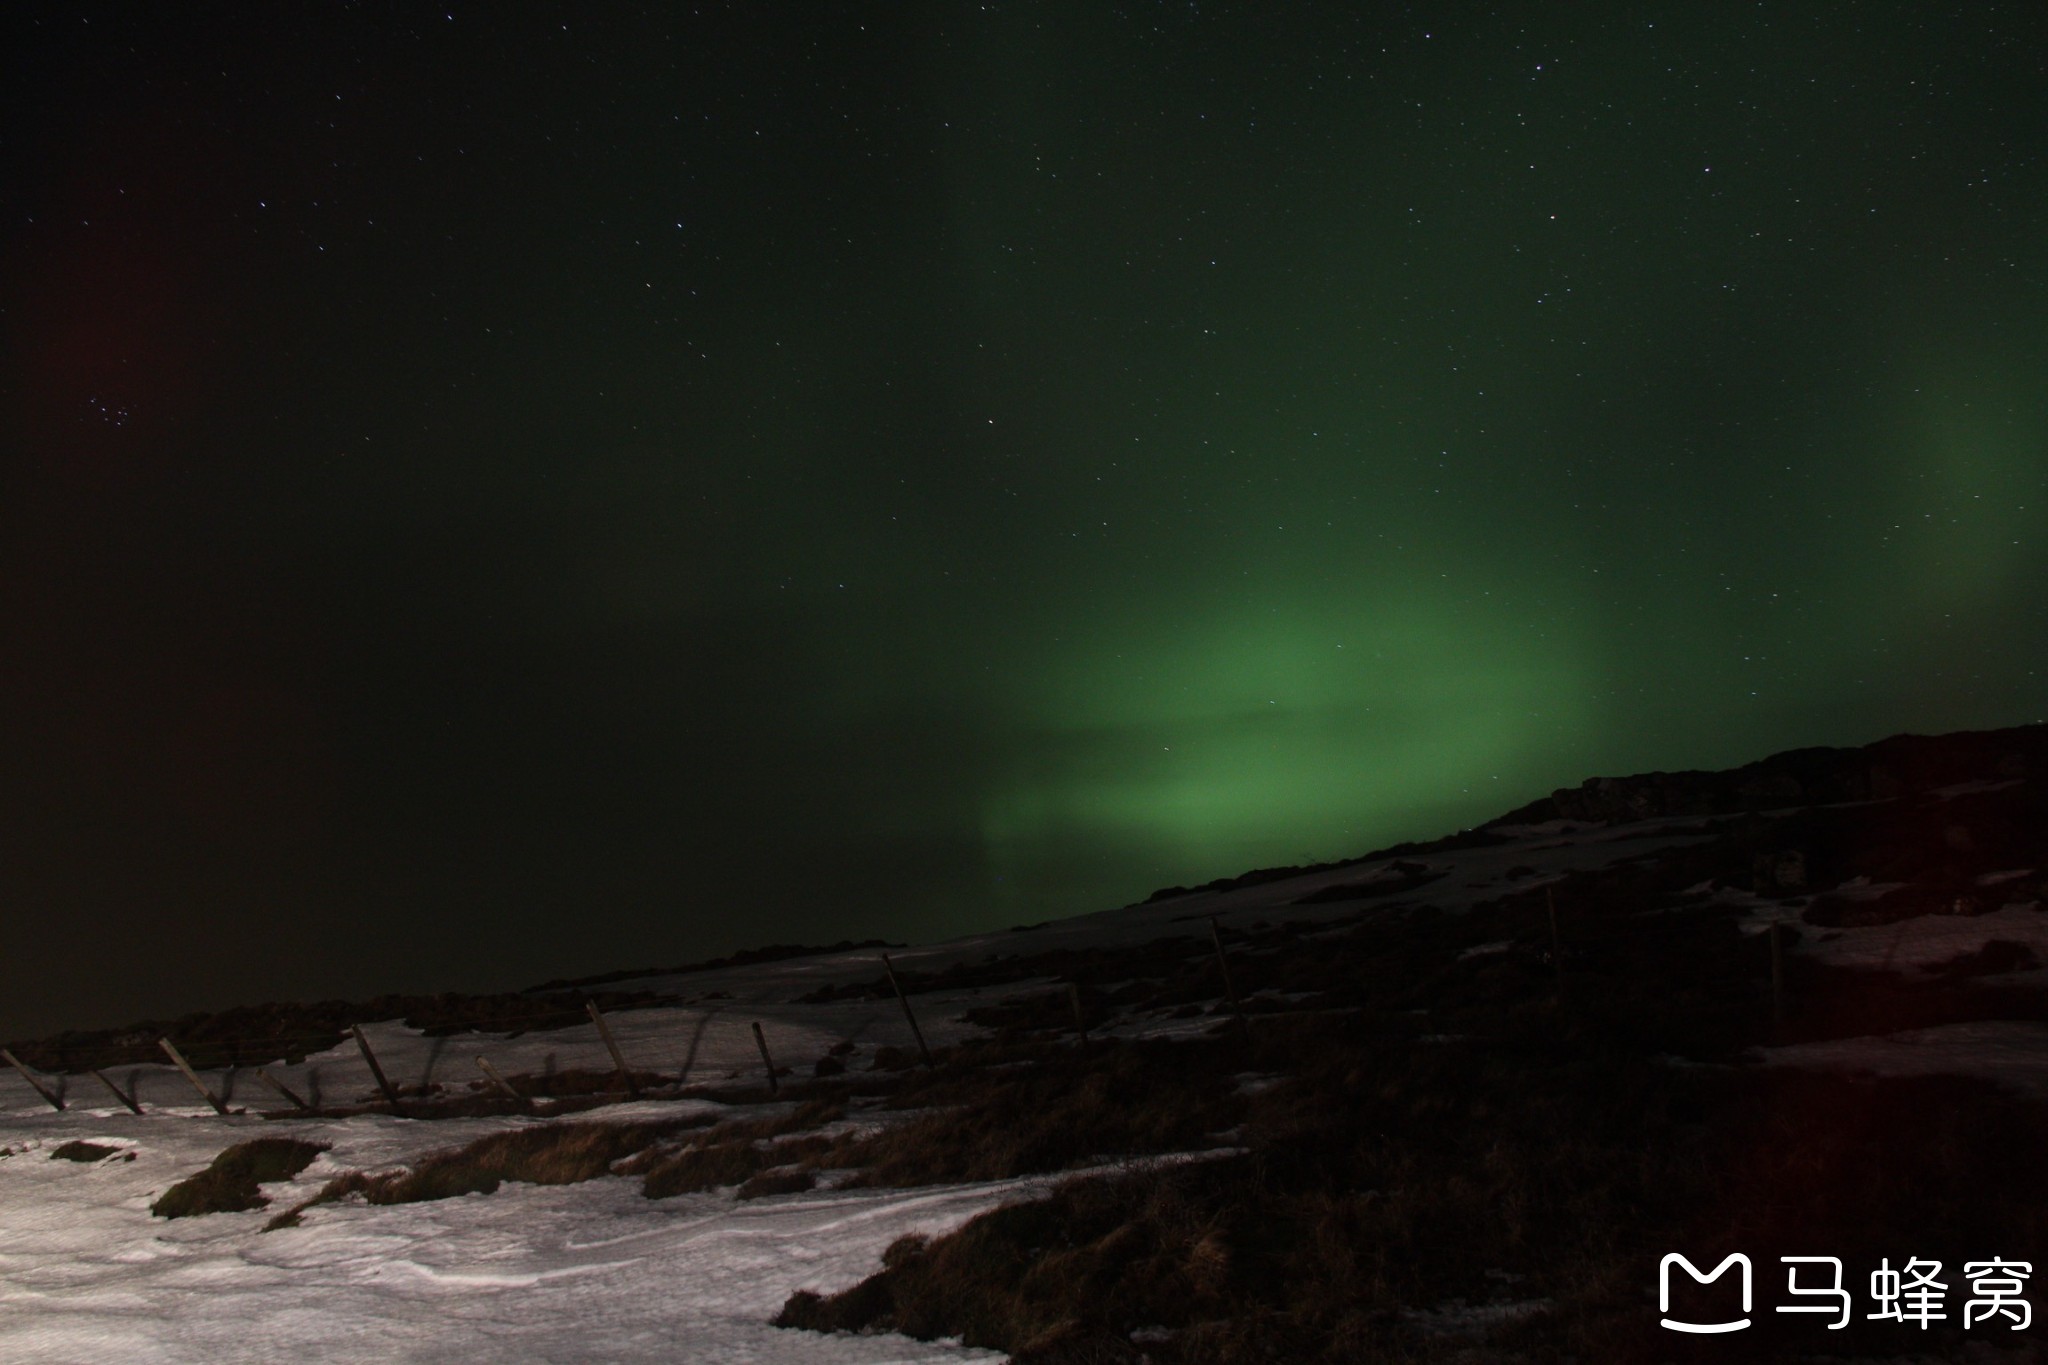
4 798 2044 1361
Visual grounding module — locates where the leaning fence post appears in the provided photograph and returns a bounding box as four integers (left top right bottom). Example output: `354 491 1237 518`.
880 953 934 1066
1209 917 1250 1040
1068 982 1090 1045
255 1067 312 1113
585 1001 641 1099
158 1039 229 1116
92 1067 144 1116
476 1056 529 1108
1 1047 65 1112
750 1022 781 1095
350 1025 404 1112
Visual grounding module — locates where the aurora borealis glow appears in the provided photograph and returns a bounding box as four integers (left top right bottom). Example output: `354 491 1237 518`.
3 3 2044 1035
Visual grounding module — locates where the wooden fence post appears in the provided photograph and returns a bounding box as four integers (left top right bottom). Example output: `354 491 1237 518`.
1 1047 65 1112
92 1067 144 1116
1209 917 1250 1040
880 953 934 1067
350 1025 404 1112
1770 920 1786 1029
255 1067 312 1113
1546 885 1567 1001
158 1039 229 1116
476 1056 529 1108
1068 982 1090 1045
585 1001 641 1099
750 1022 780 1095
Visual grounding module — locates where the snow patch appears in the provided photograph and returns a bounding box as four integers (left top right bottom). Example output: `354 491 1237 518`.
1760 1021 2048 1100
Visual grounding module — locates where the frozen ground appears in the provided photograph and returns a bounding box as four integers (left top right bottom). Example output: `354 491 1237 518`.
1760 1020 2048 1099
1791 900 2048 975
5 800 2045 1361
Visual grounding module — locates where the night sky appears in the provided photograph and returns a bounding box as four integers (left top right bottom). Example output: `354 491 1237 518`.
4 3 2045 1039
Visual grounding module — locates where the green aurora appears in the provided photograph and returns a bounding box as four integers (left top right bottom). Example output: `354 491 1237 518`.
1 2 2043 1033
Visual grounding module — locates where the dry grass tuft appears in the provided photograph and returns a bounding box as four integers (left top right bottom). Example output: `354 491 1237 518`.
639 1099 843 1198
639 1138 763 1198
269 1117 701 1229
370 1120 679 1201
152 1138 328 1219
268 1099 848 1228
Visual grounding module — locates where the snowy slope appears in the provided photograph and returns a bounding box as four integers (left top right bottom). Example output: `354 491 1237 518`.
5 782 2046 1361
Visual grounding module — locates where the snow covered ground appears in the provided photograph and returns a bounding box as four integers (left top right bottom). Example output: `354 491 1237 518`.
1757 892 2048 1099
5 800 2045 1361
0 982 1030 1363
1793 899 2048 974
1759 1020 2048 1100
2 1098 1034 1364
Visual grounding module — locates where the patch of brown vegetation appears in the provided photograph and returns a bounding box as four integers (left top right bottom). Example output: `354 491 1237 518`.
267 1100 850 1229
638 1100 843 1198
783 1024 2048 1361
267 1117 709 1229
152 1138 328 1219
816 1041 1240 1189
382 1121 679 1199
638 1138 765 1197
